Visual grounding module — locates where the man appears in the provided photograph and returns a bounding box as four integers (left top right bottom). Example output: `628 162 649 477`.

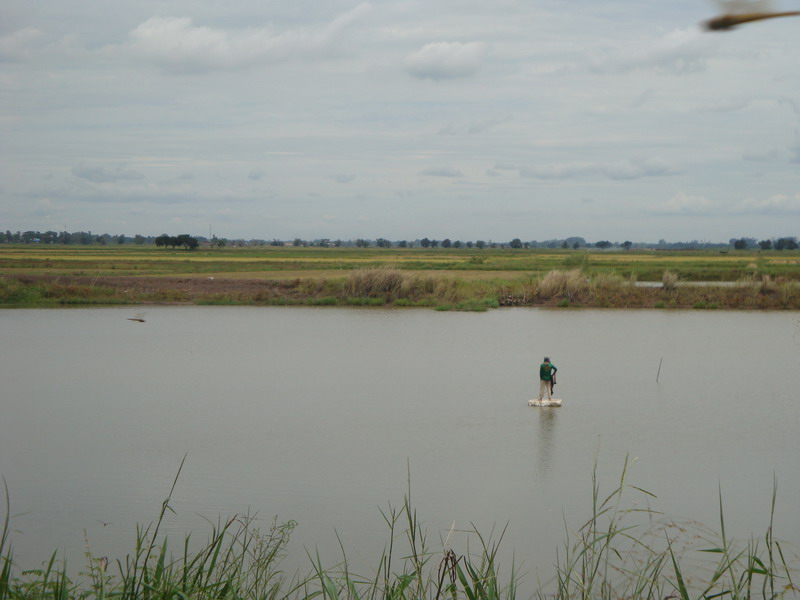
539 357 558 401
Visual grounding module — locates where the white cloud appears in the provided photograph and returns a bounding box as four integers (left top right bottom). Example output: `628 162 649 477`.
742 194 800 214
439 116 510 135
405 41 486 80
0 28 44 61
589 27 713 75
127 4 372 73
420 166 464 177
520 158 677 181
331 173 356 183
653 192 718 215
71 163 145 183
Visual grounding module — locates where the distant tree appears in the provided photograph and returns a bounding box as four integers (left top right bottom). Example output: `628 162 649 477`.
293 238 304 247
475 240 486 249
420 238 431 248
622 240 632 251
595 240 612 249
775 237 798 250
441 238 451 248
759 239 772 250
572 242 580 250
176 234 199 250
333 239 343 247
466 241 473 248
155 234 171 248
561 241 568 249
733 238 748 250
430 239 439 248
453 240 462 248
355 238 370 248
376 238 391 248
397 240 407 248
134 234 146 245
510 238 523 249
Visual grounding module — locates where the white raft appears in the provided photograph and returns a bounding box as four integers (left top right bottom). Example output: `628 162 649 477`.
528 398 562 407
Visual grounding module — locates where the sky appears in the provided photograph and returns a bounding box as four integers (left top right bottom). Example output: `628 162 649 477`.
2 0 800 243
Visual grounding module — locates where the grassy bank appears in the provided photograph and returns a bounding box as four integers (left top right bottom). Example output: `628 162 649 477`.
2 267 799 310
2 246 800 282
1 246 798 310
2 462 798 600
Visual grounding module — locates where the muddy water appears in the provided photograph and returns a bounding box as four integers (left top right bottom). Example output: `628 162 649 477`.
1 307 799 586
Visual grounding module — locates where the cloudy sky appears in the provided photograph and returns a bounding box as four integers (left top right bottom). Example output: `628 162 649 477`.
2 0 800 242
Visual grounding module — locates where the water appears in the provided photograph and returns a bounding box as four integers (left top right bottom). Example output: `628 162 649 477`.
1 306 799 587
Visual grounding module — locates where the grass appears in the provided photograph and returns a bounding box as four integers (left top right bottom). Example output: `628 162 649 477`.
1 245 800 310
2 460 798 600
3 245 800 282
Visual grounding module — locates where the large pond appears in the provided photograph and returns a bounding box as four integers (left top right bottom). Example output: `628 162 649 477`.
2 307 799 590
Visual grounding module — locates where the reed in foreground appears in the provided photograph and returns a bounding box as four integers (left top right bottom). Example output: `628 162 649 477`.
2 462 798 600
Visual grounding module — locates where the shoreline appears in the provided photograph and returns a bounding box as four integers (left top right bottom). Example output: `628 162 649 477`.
3 271 799 311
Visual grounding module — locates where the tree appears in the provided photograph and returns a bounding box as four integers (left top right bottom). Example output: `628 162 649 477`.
441 238 451 248
775 237 798 250
420 238 431 248
595 240 612 249
397 240 408 248
355 238 370 247
622 241 632 251
758 239 772 250
176 234 199 250
452 240 462 248
376 238 391 248
430 239 439 248
733 238 748 250
510 238 523 249
475 240 486 249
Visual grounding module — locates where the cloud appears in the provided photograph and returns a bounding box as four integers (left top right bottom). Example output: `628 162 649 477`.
0 28 44 61
420 166 464 177
71 163 145 183
439 116 510 135
520 158 677 180
127 4 372 73
652 192 800 216
405 41 486 80
248 168 265 180
653 192 718 215
589 27 712 75
331 173 355 183
743 194 800 214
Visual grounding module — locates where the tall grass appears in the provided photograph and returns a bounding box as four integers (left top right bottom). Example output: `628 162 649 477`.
3 459 798 600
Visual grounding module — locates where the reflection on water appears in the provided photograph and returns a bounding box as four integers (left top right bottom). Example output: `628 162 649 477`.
1 306 799 588
535 408 559 478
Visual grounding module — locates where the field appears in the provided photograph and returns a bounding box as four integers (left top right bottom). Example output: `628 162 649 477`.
1 245 799 310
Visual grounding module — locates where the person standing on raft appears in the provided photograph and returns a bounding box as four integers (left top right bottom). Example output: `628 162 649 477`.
538 357 558 401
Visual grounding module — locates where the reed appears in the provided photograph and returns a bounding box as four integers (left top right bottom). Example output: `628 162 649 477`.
2 463 798 600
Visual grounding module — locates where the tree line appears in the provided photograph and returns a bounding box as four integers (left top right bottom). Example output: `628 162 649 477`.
1 229 798 251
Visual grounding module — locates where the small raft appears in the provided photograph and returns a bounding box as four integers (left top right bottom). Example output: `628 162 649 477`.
528 398 562 407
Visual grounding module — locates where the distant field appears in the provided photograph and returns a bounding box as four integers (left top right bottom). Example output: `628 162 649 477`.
2 244 798 281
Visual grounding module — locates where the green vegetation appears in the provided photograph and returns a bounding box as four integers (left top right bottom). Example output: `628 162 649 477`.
2 461 798 600
0 246 798 310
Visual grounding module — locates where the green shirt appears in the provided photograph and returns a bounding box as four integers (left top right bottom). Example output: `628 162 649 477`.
539 362 557 381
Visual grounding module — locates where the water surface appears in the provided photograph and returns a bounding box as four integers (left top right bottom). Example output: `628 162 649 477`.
1 307 799 585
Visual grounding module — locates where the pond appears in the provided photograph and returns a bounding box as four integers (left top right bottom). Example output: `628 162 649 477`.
1 306 799 589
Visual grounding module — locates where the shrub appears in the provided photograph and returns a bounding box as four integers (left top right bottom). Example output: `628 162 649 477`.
345 269 404 299
662 270 679 292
